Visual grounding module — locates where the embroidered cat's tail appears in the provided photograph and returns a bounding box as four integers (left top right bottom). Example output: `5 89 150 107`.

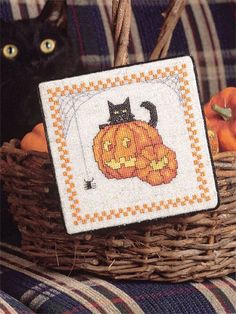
140 101 158 128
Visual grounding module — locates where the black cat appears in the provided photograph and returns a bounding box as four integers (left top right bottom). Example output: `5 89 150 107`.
0 0 85 144
108 97 135 124
99 97 158 129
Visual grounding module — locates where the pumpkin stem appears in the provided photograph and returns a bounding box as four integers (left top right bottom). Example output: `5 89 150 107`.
212 104 232 121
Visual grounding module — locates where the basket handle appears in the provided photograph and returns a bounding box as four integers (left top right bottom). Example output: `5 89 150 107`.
112 0 186 67
112 0 131 66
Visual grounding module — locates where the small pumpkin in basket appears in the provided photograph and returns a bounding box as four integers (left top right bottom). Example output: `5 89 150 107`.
205 118 219 156
204 87 236 152
136 144 178 186
21 123 48 152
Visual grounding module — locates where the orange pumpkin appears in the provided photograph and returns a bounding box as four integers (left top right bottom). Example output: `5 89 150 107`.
204 87 236 152
93 121 163 179
136 144 178 186
205 118 219 156
21 123 48 152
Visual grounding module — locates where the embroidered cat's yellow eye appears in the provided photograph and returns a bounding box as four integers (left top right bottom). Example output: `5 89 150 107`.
2 44 18 59
40 39 56 54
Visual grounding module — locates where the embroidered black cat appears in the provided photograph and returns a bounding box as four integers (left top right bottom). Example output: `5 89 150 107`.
99 97 158 129
109 97 135 124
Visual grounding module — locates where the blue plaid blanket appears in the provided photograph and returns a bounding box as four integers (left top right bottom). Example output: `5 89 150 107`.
1 242 236 314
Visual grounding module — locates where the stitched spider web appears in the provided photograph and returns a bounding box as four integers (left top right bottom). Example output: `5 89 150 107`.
57 73 181 139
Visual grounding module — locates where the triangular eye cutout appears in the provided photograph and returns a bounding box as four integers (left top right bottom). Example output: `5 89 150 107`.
39 0 67 29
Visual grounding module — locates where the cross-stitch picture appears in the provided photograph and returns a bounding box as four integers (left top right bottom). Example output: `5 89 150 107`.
39 57 219 234
93 98 178 186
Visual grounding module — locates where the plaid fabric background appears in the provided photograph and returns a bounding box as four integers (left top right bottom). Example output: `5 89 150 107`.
1 0 235 103
1 242 236 314
0 290 34 313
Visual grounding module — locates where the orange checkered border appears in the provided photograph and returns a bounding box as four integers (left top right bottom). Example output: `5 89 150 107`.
47 63 210 226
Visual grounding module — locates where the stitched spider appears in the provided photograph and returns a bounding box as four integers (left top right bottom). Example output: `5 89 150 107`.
84 178 96 190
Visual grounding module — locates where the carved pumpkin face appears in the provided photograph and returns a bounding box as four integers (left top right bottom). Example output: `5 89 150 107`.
136 144 178 186
93 121 163 179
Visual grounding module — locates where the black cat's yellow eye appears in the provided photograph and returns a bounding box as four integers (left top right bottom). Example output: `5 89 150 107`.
122 109 127 113
40 39 56 54
114 111 119 114
2 44 18 59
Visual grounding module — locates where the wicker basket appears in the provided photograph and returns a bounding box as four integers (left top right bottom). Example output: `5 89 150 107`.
0 139 236 282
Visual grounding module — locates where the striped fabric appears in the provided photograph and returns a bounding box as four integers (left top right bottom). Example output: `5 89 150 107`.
0 242 236 314
0 290 34 314
0 0 235 104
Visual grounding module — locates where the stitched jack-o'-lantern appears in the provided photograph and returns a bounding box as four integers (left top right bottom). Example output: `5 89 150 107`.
136 144 178 186
93 121 163 179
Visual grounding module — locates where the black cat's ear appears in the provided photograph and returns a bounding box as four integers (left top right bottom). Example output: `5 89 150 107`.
39 0 67 30
108 101 115 109
124 97 130 106
124 97 131 109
